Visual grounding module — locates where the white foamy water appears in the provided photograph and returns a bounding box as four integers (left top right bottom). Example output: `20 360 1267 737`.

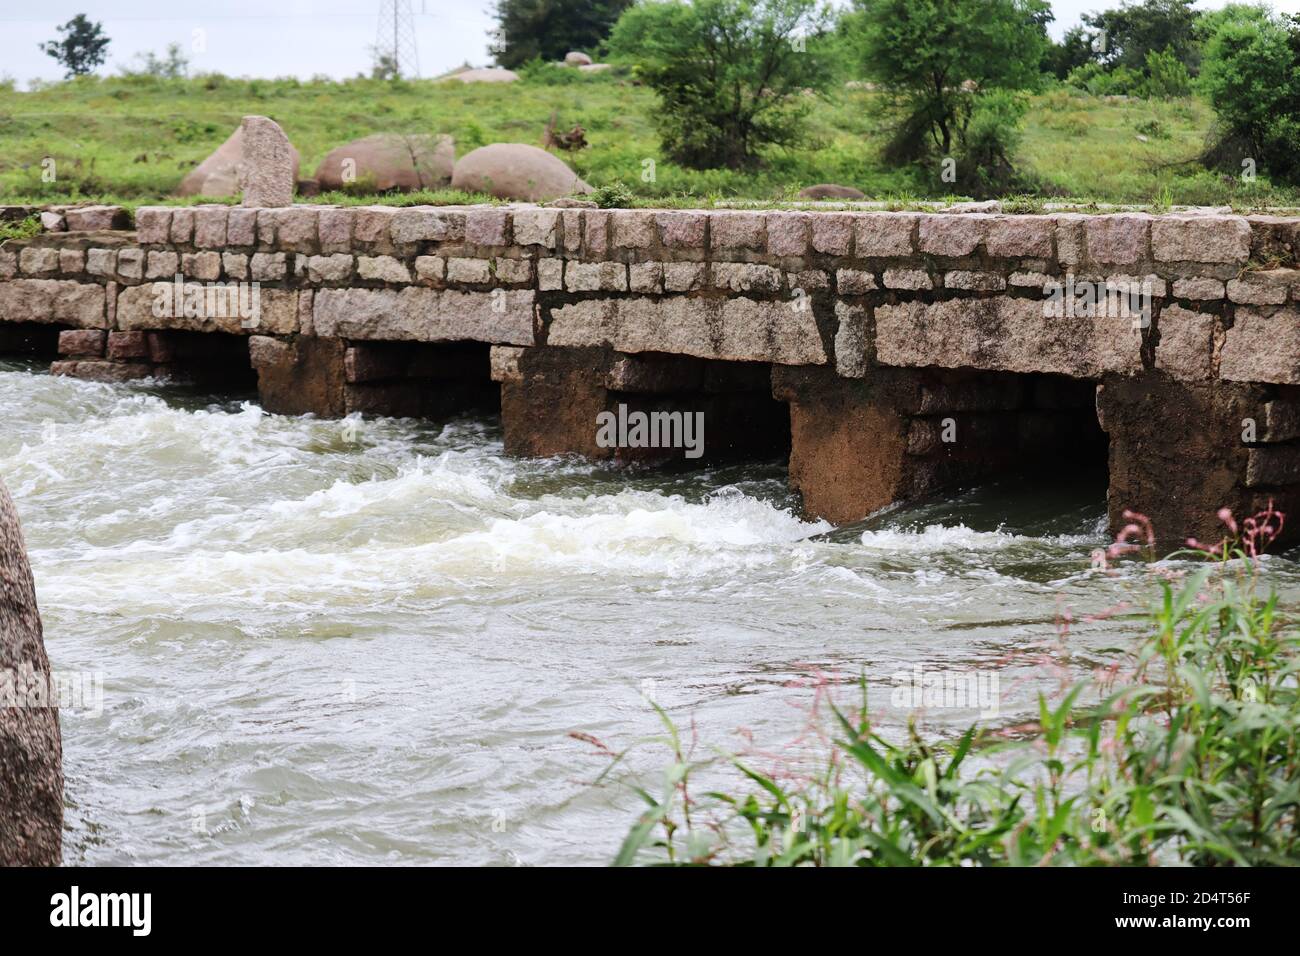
3 360 1297 865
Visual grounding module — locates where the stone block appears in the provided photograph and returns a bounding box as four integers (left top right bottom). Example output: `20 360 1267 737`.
250 252 288 281
655 211 707 249
0 279 105 327
512 208 560 248
304 254 354 283
1085 214 1150 266
447 257 493 283
193 207 229 248
312 287 535 345
356 255 411 283
612 210 656 249
765 213 809 257
226 208 258 246
57 329 106 357
465 208 511 246
663 262 705 292
1221 307 1300 384
917 214 988 257
986 216 1053 258
882 268 932 290
1155 304 1216 381
712 262 781 293
854 213 917 257
134 207 172 244
876 296 1141 377
708 211 764 251
810 215 853 255
1152 215 1251 264
19 247 60 276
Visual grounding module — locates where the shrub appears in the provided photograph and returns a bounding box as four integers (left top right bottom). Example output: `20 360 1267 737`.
1143 47 1191 97
608 0 834 170
594 506 1300 866
1198 6 1300 183
844 0 1048 188
589 180 637 207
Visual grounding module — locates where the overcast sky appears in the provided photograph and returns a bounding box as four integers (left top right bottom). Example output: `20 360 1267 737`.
4 0 1300 88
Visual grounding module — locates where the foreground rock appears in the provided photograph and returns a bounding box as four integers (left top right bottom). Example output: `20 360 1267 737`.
240 115 295 207
451 143 591 201
0 478 62 866
177 125 302 199
315 134 455 192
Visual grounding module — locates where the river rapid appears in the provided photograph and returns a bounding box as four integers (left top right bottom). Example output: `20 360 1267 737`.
4 358 1297 865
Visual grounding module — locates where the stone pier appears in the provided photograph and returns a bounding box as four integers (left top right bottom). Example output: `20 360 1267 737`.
4 201 1300 546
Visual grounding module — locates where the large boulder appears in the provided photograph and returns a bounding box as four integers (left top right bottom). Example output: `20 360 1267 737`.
176 125 301 198
315 133 455 193
453 68 518 84
0 478 61 866
564 51 593 66
451 143 591 202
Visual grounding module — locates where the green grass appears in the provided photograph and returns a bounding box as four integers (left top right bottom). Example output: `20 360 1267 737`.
1 71 1297 209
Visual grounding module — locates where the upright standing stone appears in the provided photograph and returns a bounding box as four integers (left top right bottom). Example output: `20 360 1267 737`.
0 478 62 866
239 115 295 207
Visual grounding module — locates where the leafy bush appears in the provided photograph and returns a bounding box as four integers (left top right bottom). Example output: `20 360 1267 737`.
949 91 1033 196
844 0 1048 190
1143 47 1191 97
589 180 636 207
595 506 1300 866
1065 62 1146 96
608 0 834 170
1198 6 1300 184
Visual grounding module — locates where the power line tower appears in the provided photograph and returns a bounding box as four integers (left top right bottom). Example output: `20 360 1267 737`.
374 0 420 79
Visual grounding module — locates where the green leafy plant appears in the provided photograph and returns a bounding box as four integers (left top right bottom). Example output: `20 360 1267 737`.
589 180 637 207
608 0 835 170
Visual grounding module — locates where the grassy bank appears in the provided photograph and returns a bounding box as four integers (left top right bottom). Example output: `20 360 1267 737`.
1 71 1297 209
591 509 1300 866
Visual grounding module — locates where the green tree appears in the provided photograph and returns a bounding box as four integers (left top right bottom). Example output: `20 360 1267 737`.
1047 25 1099 79
491 0 634 68
40 14 110 78
844 0 1048 174
1198 6 1300 182
608 0 834 170
1083 0 1200 74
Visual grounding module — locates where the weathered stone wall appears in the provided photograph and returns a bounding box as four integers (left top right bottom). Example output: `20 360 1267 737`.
3 202 1300 543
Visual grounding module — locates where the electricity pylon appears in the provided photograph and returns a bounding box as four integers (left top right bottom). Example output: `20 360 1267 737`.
374 0 420 79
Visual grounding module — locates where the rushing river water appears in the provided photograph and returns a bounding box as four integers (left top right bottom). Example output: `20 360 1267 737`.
3 357 1299 866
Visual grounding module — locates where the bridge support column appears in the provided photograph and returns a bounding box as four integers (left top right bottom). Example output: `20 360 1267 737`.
1099 371 1300 550
251 335 347 417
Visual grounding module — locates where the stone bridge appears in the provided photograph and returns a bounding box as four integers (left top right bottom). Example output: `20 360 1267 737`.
3 202 1300 548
